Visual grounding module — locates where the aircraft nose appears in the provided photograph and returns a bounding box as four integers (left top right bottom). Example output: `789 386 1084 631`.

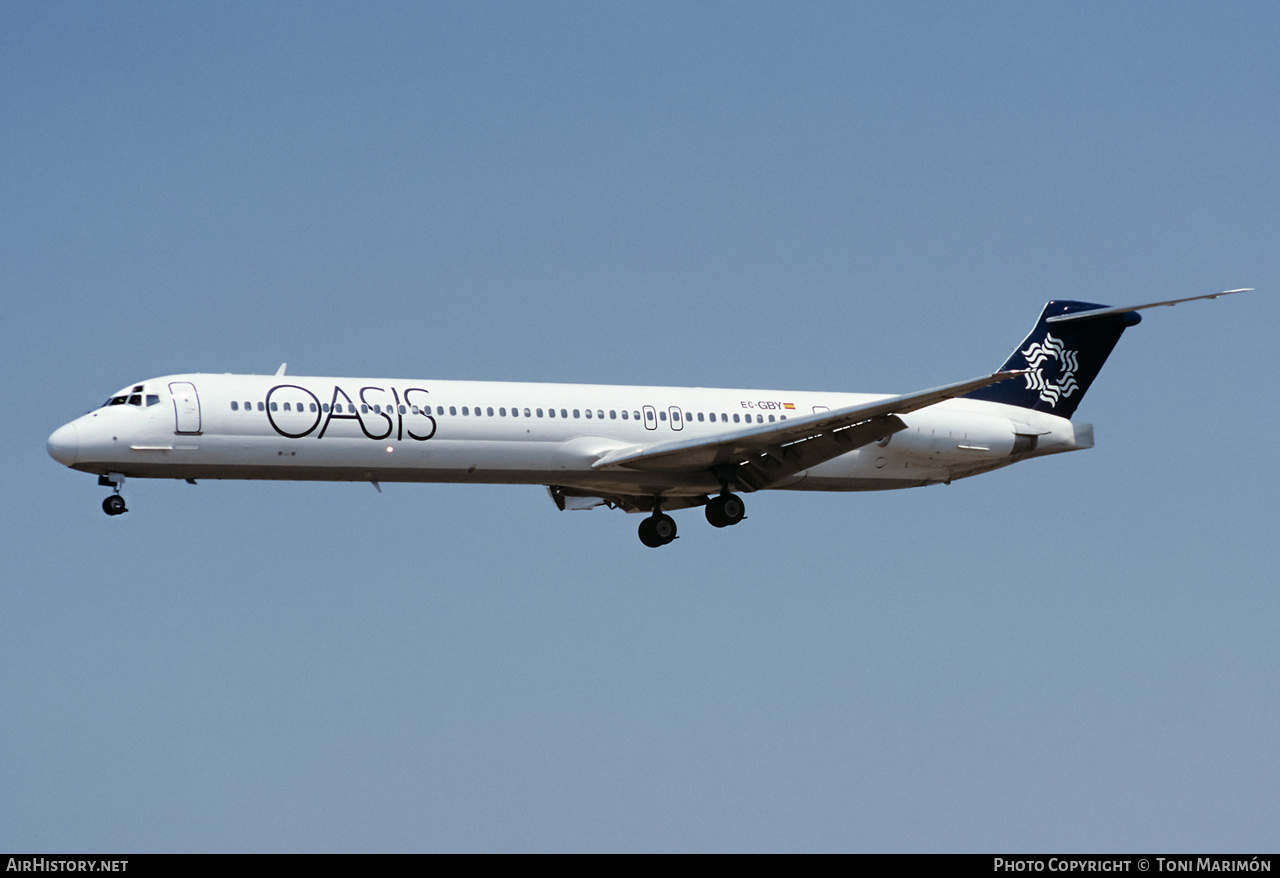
47 422 79 466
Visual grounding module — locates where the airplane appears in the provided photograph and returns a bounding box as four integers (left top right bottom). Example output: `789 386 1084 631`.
47 289 1254 547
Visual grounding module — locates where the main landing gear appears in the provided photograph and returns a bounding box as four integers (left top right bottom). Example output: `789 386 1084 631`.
99 473 128 516
638 511 678 548
705 492 746 528
637 492 747 547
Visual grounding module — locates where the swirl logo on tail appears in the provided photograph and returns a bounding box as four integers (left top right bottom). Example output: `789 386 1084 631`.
1021 333 1079 407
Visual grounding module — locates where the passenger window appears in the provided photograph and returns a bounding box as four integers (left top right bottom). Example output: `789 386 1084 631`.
271 402 279 412
697 412 704 422
499 407 506 416
549 408 556 418
230 401 239 411
572 409 579 418
633 411 641 421
585 409 591 419
659 411 667 421
258 402 265 411
284 403 292 412
537 408 544 417
621 411 628 420
311 403 318 412
486 407 493 416
437 406 444 415
768 415 775 422
449 406 457 416
610 410 617 419
524 408 531 417
461 407 468 416
733 414 740 423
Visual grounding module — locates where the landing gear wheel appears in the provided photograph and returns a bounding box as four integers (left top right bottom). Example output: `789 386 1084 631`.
705 493 745 528
638 517 661 547
638 513 677 548
102 494 127 516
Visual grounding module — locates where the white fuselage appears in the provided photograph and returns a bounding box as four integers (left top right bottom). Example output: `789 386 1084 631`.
48 372 1091 501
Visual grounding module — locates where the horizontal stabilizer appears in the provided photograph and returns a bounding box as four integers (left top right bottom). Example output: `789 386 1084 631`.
1046 289 1254 323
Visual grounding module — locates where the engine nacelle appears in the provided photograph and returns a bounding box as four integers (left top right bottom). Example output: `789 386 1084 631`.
884 411 1020 462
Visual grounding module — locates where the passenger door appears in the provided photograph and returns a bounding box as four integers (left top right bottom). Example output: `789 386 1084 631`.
169 382 202 434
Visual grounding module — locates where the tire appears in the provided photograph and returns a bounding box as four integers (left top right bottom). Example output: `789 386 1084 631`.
720 494 744 525
706 499 728 528
638 517 664 548
705 494 745 528
652 513 677 543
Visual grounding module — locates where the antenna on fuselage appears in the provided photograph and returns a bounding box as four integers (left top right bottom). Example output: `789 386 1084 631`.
275 363 287 376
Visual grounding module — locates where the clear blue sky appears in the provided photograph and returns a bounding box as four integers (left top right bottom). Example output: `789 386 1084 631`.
4 1 1278 852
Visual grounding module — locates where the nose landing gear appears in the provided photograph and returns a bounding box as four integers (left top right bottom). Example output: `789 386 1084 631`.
99 473 128 516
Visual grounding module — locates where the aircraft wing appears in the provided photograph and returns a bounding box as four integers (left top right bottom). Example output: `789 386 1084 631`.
591 370 1024 491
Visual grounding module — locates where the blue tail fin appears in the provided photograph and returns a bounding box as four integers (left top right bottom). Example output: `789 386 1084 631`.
964 300 1141 418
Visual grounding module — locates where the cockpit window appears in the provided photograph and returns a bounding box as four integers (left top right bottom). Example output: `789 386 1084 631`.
102 384 156 409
